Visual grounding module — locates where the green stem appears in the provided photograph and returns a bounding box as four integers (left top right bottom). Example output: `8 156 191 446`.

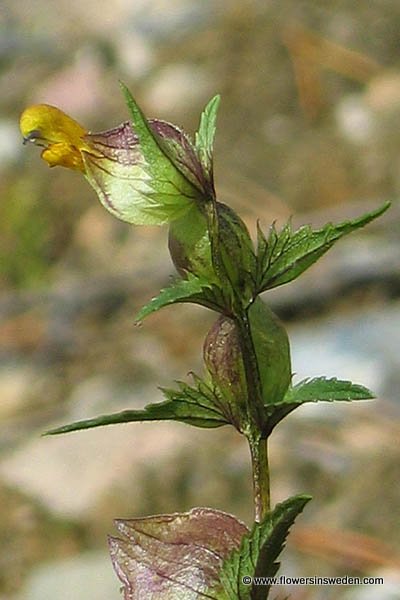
249 435 270 522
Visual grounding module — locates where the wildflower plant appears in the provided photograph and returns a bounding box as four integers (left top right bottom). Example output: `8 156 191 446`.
20 84 389 599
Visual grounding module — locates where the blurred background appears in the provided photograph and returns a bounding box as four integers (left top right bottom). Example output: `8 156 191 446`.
1 1 400 598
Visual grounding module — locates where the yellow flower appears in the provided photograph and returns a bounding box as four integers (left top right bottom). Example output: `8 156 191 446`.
20 94 206 226
20 104 96 172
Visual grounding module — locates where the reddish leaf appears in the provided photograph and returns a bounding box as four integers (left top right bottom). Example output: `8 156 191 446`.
109 507 248 599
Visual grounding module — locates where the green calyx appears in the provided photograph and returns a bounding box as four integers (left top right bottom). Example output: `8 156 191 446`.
168 203 215 282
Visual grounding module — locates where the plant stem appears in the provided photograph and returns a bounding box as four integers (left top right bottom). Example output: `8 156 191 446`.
206 199 271 522
234 307 270 523
249 435 270 522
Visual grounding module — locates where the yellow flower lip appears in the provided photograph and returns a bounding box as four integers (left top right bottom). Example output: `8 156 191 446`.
20 104 87 144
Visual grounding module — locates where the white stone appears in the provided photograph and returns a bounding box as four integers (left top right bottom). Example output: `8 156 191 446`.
335 95 375 144
0 365 39 420
0 386 190 519
16 552 119 600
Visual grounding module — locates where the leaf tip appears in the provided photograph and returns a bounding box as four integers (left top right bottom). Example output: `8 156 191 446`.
42 428 60 437
118 80 132 103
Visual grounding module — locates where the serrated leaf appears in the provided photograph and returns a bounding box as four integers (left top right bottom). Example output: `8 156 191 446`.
266 375 375 427
135 275 213 322
160 375 231 427
256 202 390 292
262 377 374 437
45 376 228 435
283 376 375 404
220 495 311 600
109 507 248 600
195 95 221 179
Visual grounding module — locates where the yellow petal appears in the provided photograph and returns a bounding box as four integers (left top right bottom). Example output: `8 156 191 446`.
41 143 85 172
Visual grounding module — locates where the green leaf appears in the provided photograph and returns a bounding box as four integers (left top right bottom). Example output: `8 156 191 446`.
45 376 228 435
283 376 375 404
256 202 390 292
135 274 213 322
195 95 221 179
262 377 374 437
160 375 230 427
220 495 311 600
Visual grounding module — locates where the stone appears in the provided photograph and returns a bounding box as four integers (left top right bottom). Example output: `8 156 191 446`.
16 552 119 600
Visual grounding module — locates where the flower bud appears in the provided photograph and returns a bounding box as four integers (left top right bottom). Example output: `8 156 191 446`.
203 298 291 428
168 202 255 298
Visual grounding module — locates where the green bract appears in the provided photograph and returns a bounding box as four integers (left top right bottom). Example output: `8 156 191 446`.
250 298 291 406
